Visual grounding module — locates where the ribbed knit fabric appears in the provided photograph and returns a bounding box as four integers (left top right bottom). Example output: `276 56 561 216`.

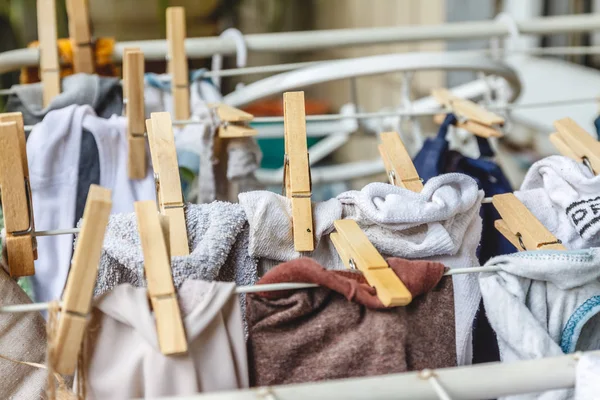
240 174 483 366
480 248 600 400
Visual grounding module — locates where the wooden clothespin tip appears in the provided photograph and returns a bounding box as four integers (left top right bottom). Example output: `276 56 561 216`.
283 91 314 252
54 185 112 374
135 200 187 355
166 7 190 121
37 0 61 106
212 104 258 138
123 48 147 180
378 132 423 192
550 117 600 175
432 88 504 138
0 113 36 277
147 112 190 256
331 219 412 307
492 193 565 251
66 0 94 74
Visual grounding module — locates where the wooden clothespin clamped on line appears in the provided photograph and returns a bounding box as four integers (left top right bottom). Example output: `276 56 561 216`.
37 0 61 107
123 48 147 180
66 0 94 74
0 113 37 277
378 132 423 192
212 104 258 138
54 185 112 374
166 7 190 121
550 117 600 175
330 219 412 307
432 88 504 138
492 193 566 251
135 200 188 355
146 112 190 256
283 91 314 252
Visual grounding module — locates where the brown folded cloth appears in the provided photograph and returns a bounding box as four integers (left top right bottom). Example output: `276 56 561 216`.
246 257 456 386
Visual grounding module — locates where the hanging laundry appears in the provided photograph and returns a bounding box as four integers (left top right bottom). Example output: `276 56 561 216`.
82 280 248 398
93 201 256 296
240 176 482 366
144 73 262 203
6 73 123 125
575 353 600 400
26 105 155 304
0 267 47 398
413 113 511 365
246 257 455 386
480 249 600 400
515 155 600 249
20 38 118 84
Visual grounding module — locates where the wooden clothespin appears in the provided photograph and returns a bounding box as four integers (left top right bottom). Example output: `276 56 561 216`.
550 117 600 175
213 104 258 138
493 193 566 251
330 219 412 307
432 88 504 138
135 200 188 355
36 0 61 107
166 7 190 121
146 112 190 256
123 48 147 180
66 0 94 74
283 91 314 252
0 113 37 277
378 132 423 192
54 185 112 374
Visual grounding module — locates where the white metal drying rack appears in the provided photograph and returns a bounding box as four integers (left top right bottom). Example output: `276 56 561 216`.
0 13 599 75
30 197 495 238
156 350 596 400
0 265 500 314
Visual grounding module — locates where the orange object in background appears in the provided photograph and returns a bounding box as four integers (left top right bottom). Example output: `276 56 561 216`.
20 37 117 84
243 98 330 116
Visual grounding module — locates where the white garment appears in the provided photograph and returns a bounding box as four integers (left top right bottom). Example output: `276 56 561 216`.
239 174 483 366
575 353 600 400
84 280 248 398
480 249 600 400
27 105 155 303
515 156 600 249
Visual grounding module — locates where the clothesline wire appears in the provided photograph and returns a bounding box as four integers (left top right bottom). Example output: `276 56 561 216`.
20 96 600 132
0 265 501 314
2 45 600 99
33 197 495 237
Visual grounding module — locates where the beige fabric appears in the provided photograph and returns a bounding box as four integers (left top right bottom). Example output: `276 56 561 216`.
83 280 248 398
0 268 47 399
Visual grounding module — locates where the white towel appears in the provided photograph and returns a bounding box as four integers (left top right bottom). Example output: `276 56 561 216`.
575 353 600 400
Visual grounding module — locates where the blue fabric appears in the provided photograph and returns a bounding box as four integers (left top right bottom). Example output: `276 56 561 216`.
560 295 600 354
595 115 600 140
413 113 513 365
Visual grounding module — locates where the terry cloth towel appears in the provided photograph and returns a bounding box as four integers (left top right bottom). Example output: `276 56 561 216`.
20 38 118 83
514 156 600 250
25 105 155 304
145 73 262 203
0 267 47 399
246 257 455 386
6 73 123 126
83 280 248 398
240 175 483 366
575 353 600 400
480 248 600 400
94 201 256 297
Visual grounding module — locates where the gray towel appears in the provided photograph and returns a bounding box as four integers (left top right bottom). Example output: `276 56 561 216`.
5 73 122 126
93 202 257 297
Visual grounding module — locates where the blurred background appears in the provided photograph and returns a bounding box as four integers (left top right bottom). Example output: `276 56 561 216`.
2 0 599 190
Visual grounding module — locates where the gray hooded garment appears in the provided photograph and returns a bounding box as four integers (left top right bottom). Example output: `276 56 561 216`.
480 248 600 400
